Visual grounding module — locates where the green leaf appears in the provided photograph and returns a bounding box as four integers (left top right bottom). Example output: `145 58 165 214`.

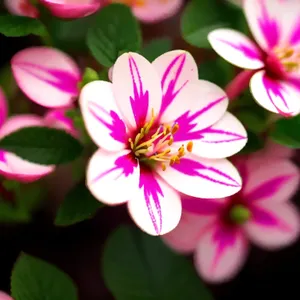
181 0 247 48
141 38 172 62
102 226 213 300
11 253 78 300
240 131 264 154
0 127 83 165
0 15 46 37
55 182 104 226
270 115 300 148
78 67 100 89
199 58 234 88
87 4 142 67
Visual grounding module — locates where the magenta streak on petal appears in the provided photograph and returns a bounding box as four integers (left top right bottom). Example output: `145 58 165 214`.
15 62 79 95
49 110 74 131
262 75 291 116
88 102 127 144
216 38 263 61
172 158 240 187
250 205 292 232
258 0 280 49
196 127 246 143
139 172 163 234
91 154 137 184
0 150 6 163
173 97 226 142
245 174 294 203
288 77 300 90
290 20 300 45
182 197 224 215
159 53 188 116
211 226 239 273
128 55 149 126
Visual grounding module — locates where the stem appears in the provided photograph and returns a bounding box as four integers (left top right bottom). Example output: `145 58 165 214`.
225 70 256 101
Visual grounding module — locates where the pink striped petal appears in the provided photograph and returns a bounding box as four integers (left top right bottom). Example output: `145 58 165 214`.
86 149 140 205
112 52 162 129
244 202 300 249
244 0 300 50
162 211 217 254
250 70 300 116
0 292 13 300
40 0 102 19
0 115 54 182
243 159 299 204
79 81 127 151
156 153 242 199
4 0 39 18
132 0 182 23
195 224 248 283
208 29 264 69
44 107 78 137
128 172 181 236
174 112 247 159
152 50 198 117
11 47 81 108
0 88 8 128
160 80 229 139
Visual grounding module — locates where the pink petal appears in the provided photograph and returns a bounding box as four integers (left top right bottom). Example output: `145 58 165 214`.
152 50 199 118
244 0 300 50
4 0 39 18
128 172 181 236
79 81 127 151
44 107 78 138
86 149 140 205
172 112 247 159
11 47 81 108
244 202 300 249
250 70 300 116
133 0 183 23
0 292 13 300
156 153 242 199
160 80 229 139
162 211 217 254
195 224 248 283
0 88 8 128
112 52 162 129
40 0 102 19
208 29 264 69
243 158 299 204
0 115 55 182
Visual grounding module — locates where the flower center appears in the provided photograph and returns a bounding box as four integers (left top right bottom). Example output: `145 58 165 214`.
128 109 193 171
229 204 251 225
273 45 300 74
111 0 145 7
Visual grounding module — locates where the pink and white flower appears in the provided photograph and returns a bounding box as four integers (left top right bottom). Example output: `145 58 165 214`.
80 50 247 236
208 0 300 116
163 152 300 282
4 0 103 19
0 88 55 182
0 292 12 300
111 0 183 23
11 47 81 108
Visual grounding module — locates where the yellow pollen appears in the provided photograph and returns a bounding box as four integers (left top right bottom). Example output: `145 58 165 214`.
128 109 193 171
274 45 300 73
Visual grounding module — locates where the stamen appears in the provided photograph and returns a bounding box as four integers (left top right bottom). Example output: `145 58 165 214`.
187 141 193 152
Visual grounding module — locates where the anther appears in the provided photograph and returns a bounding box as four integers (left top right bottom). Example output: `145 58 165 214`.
187 141 193 152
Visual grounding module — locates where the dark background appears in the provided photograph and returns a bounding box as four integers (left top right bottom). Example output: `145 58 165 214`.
1 1 300 299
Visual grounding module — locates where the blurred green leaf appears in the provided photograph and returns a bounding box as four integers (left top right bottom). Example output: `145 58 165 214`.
270 115 300 148
181 0 248 48
102 226 213 300
141 38 172 62
87 4 142 67
0 15 46 37
0 127 83 165
79 67 100 89
240 131 264 154
11 253 78 300
55 182 103 226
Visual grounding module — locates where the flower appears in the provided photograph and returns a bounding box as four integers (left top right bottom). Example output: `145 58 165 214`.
4 0 103 19
163 150 300 282
208 0 300 116
0 292 12 300
0 88 55 182
11 47 81 108
111 0 183 23
80 50 247 235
